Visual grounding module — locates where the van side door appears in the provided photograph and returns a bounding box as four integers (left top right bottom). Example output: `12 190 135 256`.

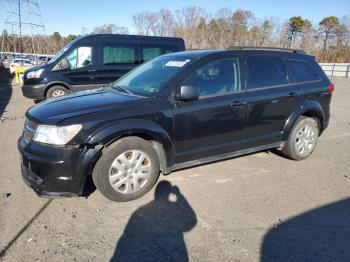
243 55 304 148
58 45 96 91
93 39 140 85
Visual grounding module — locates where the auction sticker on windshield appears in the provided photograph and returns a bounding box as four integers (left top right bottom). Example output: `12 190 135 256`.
165 59 190 67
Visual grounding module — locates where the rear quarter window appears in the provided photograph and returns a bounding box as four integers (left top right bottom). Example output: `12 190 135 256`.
164 45 179 54
103 45 136 64
142 47 162 62
286 60 320 82
245 57 288 89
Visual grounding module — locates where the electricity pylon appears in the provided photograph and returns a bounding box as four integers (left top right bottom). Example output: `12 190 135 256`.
1 0 47 55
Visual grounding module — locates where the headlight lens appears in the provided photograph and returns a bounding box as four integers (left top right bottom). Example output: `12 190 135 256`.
33 124 82 145
27 68 44 79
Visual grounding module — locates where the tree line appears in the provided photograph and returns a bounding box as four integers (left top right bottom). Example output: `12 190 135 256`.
2 6 349 62
130 6 349 62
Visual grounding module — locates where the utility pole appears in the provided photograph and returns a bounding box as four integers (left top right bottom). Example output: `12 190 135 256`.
18 0 22 53
1 0 47 56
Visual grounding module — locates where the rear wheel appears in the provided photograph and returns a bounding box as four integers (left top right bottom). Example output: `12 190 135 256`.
46 85 70 99
92 137 160 202
282 116 319 160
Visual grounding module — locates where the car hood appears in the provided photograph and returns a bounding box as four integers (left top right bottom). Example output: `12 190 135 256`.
26 88 144 125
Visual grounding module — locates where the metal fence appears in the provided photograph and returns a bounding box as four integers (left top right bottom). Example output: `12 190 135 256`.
319 63 350 78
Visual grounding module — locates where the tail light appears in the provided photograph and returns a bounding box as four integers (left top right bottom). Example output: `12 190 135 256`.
328 83 334 94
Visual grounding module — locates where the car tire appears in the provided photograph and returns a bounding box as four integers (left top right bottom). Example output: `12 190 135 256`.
92 136 160 202
282 116 319 160
46 85 70 99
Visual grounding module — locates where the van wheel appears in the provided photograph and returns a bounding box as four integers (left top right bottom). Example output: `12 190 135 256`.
46 85 70 99
92 137 160 202
282 116 319 160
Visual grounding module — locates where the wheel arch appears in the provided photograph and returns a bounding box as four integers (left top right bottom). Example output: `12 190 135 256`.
87 119 175 173
44 81 71 97
282 100 326 140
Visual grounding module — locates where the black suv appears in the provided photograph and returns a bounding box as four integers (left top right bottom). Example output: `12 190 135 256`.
18 47 333 202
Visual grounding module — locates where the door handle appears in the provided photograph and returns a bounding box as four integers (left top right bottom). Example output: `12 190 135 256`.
288 92 298 98
87 69 96 72
230 100 246 106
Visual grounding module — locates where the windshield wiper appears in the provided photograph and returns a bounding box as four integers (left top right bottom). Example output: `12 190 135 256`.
111 85 133 95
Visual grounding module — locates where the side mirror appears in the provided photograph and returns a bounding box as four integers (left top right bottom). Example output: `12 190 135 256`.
60 58 70 70
176 85 199 101
52 58 70 71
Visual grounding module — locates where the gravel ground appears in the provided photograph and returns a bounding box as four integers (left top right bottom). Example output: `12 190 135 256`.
0 74 349 262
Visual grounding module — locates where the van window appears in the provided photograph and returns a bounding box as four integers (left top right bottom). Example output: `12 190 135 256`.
164 45 178 54
103 46 136 64
142 47 161 62
245 57 287 89
183 58 241 98
286 60 320 82
66 46 92 69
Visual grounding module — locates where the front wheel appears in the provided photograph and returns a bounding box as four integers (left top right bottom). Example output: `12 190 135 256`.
46 85 70 99
282 116 319 160
92 137 160 202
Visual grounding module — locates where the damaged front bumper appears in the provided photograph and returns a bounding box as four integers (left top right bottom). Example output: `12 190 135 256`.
18 135 101 197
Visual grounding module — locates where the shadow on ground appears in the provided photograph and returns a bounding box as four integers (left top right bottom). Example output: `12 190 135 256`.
0 200 53 258
81 175 97 197
0 68 12 119
111 180 197 262
261 198 350 262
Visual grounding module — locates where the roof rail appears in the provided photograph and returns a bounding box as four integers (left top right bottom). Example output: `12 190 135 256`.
227 46 306 54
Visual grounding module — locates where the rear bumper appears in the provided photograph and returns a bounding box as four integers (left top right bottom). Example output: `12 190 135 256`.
21 83 46 100
18 136 101 197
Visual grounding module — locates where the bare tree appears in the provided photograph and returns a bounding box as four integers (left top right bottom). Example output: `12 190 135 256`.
157 8 175 36
231 10 254 46
259 20 272 46
93 24 129 34
132 11 159 35
81 27 89 35
174 6 207 49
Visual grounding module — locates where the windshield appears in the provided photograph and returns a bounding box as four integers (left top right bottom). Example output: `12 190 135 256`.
112 55 194 97
47 36 83 65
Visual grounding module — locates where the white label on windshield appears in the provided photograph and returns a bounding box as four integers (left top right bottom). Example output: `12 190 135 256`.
165 60 190 67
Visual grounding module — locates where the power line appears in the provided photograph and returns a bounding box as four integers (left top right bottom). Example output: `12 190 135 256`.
1 0 47 56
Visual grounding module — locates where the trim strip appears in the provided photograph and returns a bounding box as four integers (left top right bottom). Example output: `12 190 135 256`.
246 79 322 93
165 141 284 174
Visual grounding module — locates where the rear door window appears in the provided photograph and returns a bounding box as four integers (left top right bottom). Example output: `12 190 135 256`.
286 60 320 82
103 45 136 64
245 57 287 89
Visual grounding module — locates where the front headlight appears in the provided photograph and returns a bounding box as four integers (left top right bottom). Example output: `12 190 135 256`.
33 124 82 146
27 68 44 79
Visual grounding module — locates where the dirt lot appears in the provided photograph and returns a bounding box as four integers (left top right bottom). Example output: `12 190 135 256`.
0 73 349 262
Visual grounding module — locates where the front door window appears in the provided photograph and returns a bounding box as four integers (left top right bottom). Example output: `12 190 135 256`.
183 58 241 98
66 46 92 70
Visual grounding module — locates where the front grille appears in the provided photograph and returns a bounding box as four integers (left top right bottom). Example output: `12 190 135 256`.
23 119 37 143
